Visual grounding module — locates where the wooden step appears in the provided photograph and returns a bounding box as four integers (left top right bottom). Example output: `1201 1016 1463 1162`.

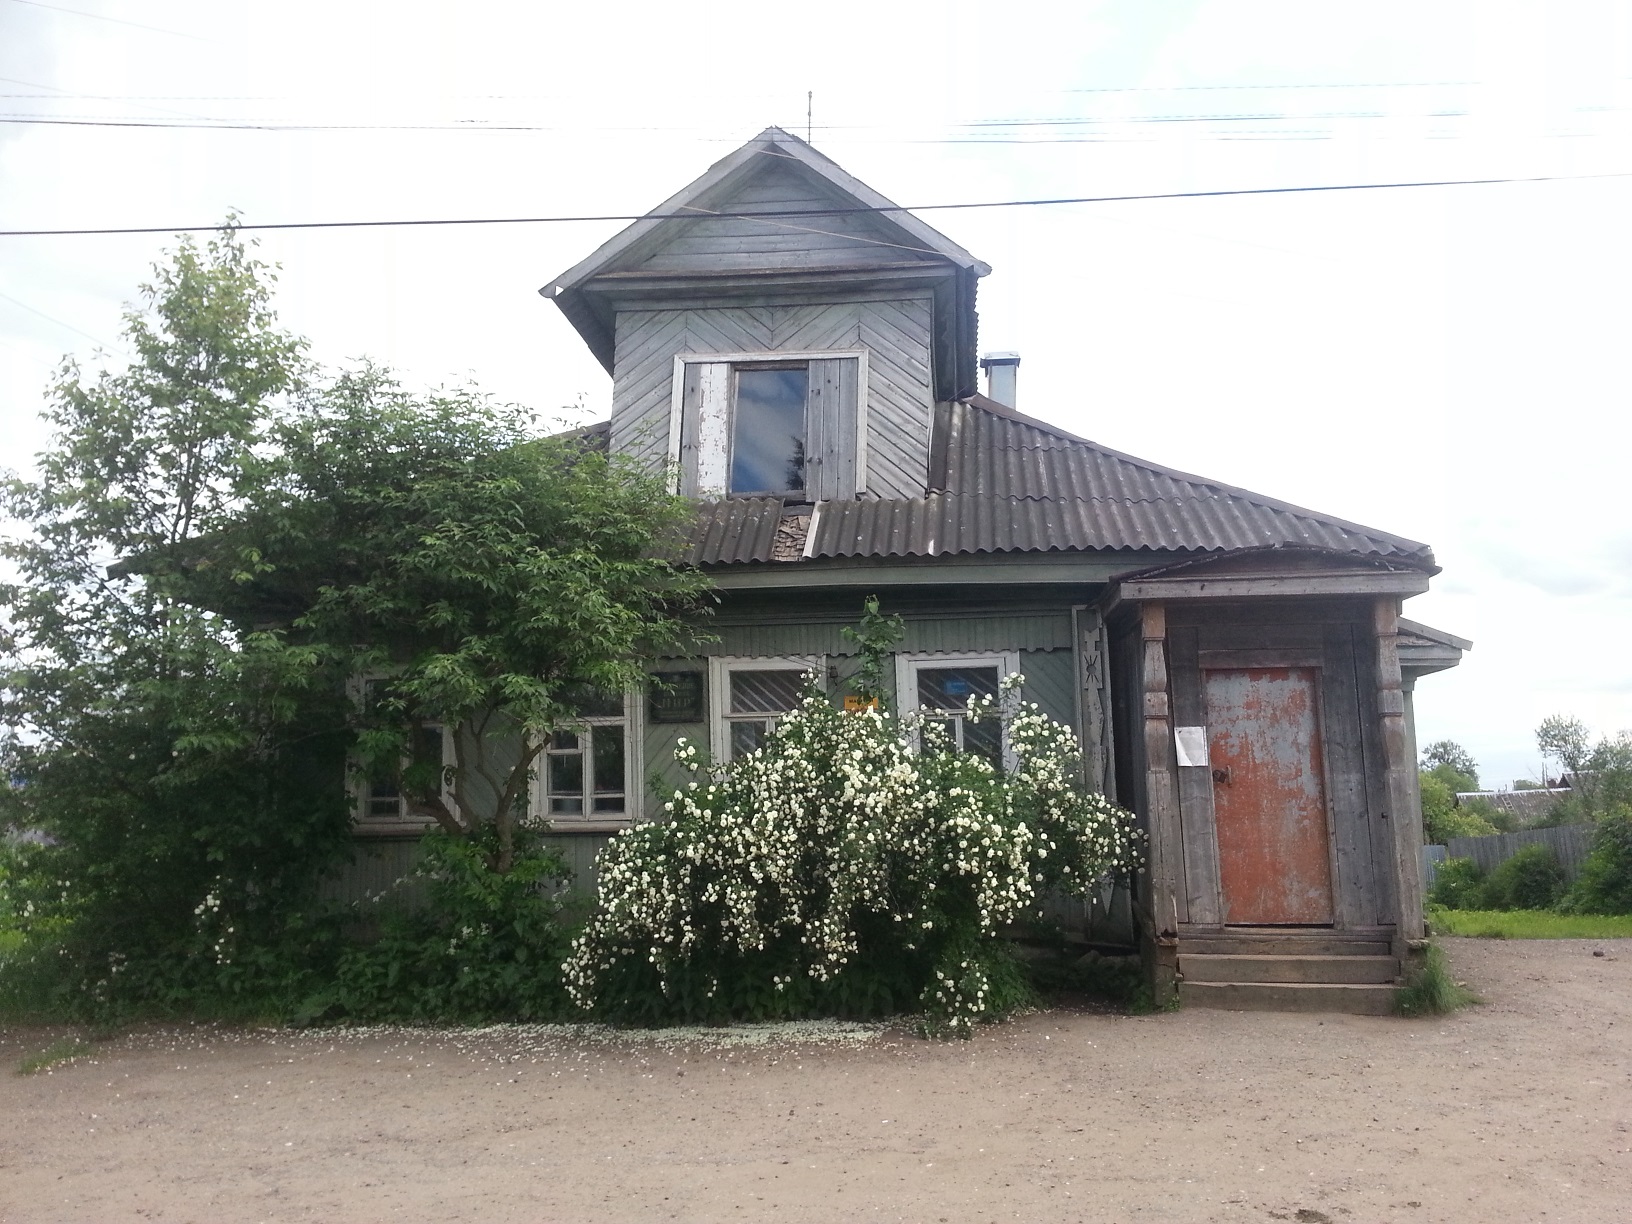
1180 954 1399 985
1178 932 1393 958
1179 980 1398 1015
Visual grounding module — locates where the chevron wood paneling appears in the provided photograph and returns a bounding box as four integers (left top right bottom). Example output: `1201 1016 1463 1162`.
610 297 935 495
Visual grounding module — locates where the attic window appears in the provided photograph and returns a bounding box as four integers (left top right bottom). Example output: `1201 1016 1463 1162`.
671 350 864 502
730 364 807 496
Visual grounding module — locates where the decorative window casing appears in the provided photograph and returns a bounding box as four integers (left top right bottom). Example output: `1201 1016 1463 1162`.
348 676 453 836
669 350 866 500
708 655 822 763
894 652 1020 770
532 690 639 831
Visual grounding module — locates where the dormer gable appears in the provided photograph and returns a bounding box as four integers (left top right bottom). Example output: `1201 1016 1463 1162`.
543 129 990 501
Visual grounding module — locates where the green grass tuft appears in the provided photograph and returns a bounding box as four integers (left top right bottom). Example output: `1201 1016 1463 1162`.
1433 909 1632 940
18 1037 93 1075
1395 944 1478 1017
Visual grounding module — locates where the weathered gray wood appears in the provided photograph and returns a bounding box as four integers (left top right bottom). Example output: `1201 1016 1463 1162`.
806 357 858 500
1141 603 1185 931
1319 621 1380 929
1119 573 1432 601
1198 648 1324 669
1352 622 1399 926
1168 625 1223 925
677 361 703 494
1075 607 1114 795
610 299 934 498
1444 824 1594 879
1373 598 1424 946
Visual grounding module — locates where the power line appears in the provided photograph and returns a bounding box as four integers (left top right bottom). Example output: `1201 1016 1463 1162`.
2 171 1626 240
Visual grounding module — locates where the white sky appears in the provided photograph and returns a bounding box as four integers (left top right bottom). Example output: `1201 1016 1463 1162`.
2 0 1629 788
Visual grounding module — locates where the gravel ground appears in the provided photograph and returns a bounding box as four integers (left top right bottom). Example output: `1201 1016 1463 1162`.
2 937 1629 1224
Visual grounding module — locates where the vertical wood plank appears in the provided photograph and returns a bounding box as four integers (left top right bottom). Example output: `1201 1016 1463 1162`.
1320 622 1377 928
695 363 730 496
806 358 831 501
1169 625 1222 925
677 361 703 496
1373 598 1424 944
1140 603 1185 930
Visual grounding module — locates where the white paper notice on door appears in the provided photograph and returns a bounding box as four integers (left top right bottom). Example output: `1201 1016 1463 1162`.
1174 725 1210 767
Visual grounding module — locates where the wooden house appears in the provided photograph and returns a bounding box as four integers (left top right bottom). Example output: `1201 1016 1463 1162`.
362 127 1468 1012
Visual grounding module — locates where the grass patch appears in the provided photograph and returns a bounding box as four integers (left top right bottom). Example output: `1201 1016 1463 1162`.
17 1036 93 1075
1395 944 1477 1017
1433 909 1632 939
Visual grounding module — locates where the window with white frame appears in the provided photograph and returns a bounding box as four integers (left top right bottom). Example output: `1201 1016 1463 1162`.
350 676 452 832
536 690 634 825
895 652 1019 770
671 352 863 502
709 656 820 762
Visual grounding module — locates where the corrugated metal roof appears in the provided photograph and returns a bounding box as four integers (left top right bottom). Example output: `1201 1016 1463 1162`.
679 396 1433 567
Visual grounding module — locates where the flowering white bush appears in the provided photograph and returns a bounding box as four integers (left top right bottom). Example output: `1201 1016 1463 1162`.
564 676 1140 1037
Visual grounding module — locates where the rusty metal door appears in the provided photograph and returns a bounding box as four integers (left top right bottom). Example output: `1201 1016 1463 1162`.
1204 666 1335 925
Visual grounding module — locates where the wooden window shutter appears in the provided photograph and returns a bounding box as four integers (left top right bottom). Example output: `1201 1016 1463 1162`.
676 362 730 498
806 356 860 501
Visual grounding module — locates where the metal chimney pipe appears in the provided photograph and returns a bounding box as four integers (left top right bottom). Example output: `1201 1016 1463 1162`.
980 351 1020 408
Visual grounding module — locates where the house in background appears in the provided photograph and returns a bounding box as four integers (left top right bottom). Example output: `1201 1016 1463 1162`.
357 127 1468 1012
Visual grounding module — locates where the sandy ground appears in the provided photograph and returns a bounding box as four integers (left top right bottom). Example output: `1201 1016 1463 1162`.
1 938 1629 1224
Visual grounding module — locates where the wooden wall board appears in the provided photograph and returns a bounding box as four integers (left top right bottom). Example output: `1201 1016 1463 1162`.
1168 625 1223 925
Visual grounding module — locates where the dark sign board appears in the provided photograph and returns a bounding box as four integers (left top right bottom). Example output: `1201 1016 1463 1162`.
648 671 705 724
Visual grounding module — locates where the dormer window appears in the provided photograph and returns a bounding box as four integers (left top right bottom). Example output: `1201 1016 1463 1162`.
730 364 808 496
671 350 864 501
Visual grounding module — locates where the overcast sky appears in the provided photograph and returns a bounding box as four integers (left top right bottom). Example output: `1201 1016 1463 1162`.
2 0 1629 788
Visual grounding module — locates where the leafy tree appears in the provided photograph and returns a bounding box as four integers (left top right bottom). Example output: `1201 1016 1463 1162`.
1421 740 1480 791
0 227 351 1013
187 366 711 873
1536 716 1632 821
1419 774 1496 843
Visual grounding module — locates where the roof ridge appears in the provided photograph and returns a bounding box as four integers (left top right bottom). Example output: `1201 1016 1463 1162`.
957 395 1430 557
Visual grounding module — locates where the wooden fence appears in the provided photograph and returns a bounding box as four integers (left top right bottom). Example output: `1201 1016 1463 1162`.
1442 824 1596 881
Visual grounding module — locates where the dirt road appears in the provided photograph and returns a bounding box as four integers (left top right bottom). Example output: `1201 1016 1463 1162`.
2 938 1629 1223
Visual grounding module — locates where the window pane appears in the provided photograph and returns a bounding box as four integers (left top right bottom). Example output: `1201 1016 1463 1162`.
592 796 624 814
730 669 804 714
550 728 580 751
548 750 584 798
550 795 584 816
730 367 807 495
730 719 770 759
962 717 1003 767
592 725 625 795
367 776 402 818
917 667 1000 711
412 725 444 768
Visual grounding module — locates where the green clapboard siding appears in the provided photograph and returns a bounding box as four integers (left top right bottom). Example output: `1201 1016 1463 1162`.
698 612 1073 658
321 838 426 910
1018 649 1075 727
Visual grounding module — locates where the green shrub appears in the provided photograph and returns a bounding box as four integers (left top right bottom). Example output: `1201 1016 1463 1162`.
1560 805 1632 915
565 679 1141 1038
1429 857 1486 909
1395 943 1477 1016
307 827 575 1024
1480 844 1566 911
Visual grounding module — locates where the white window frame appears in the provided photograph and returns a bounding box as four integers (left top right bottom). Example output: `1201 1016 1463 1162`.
668 350 870 498
894 652 1020 770
346 674 455 837
529 689 642 832
708 655 823 763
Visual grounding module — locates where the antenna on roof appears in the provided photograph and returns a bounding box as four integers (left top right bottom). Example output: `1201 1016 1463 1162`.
806 91 813 144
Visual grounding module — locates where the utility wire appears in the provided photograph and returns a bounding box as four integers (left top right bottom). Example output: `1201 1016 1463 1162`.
2 171 1628 240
